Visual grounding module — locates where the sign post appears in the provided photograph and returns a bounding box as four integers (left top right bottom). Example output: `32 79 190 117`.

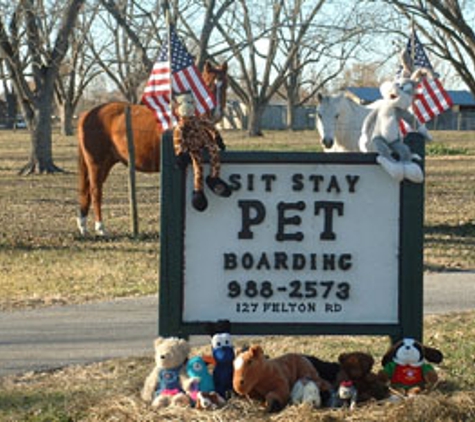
159 132 424 341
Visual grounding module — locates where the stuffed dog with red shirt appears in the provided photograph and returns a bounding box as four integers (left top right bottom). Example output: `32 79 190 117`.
379 338 443 396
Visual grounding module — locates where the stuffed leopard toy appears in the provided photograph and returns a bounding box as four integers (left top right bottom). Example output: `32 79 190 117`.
173 92 231 211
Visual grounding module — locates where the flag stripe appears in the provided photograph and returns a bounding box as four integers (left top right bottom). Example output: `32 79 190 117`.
399 30 452 135
141 25 216 130
423 79 445 114
142 94 175 129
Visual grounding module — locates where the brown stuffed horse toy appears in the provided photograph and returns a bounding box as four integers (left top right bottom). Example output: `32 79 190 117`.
76 61 227 235
233 345 331 412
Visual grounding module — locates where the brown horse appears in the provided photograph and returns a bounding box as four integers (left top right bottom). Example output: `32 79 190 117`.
77 61 228 235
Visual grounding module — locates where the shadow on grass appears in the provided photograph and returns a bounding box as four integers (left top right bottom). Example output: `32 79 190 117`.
424 222 474 271
74 231 160 243
0 231 160 253
424 223 475 251
425 222 475 239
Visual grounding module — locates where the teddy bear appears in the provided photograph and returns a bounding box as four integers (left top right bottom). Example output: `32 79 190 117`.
141 336 192 408
233 344 332 413
379 338 443 397
359 50 432 183
173 91 231 212
336 351 390 404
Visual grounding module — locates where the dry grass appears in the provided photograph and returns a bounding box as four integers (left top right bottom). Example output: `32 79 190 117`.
1 130 474 310
0 129 474 420
1 311 474 421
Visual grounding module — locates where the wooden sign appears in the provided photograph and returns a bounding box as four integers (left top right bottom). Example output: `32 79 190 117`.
159 132 425 341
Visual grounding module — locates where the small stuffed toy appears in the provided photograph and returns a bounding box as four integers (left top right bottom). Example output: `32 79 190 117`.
233 345 331 413
290 377 322 408
335 380 358 410
195 391 226 410
141 337 192 408
336 351 390 403
205 319 235 400
173 91 231 212
359 50 432 183
186 355 215 403
379 338 443 396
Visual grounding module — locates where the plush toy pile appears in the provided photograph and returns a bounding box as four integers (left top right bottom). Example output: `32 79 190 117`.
141 336 443 413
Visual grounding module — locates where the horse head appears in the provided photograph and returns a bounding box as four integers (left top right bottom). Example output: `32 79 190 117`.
202 60 228 123
315 93 343 150
232 344 265 395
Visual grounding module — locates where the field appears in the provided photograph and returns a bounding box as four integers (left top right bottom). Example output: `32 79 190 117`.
0 129 474 421
0 129 474 311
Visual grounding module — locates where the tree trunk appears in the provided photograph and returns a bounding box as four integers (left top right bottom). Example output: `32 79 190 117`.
247 102 265 137
59 101 75 136
19 94 63 175
287 101 297 131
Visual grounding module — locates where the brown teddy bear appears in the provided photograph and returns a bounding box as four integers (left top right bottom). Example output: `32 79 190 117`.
232 344 331 412
336 351 390 404
379 338 443 396
141 337 192 408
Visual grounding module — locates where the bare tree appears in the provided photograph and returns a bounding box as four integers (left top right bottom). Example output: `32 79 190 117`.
210 0 333 136
174 0 235 69
90 0 162 102
385 0 475 95
0 58 18 129
277 1 368 129
55 4 103 136
0 0 85 174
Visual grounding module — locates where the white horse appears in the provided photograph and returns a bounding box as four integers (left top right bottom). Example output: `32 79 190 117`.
315 93 373 152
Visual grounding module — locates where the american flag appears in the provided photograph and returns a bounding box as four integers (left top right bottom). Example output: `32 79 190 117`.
399 31 452 134
141 25 216 129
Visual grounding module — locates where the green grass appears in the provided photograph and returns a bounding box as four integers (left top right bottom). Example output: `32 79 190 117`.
427 142 469 156
0 130 474 310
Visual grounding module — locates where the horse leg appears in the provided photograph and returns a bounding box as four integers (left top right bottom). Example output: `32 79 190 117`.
205 143 231 197
77 146 91 235
89 157 116 236
189 150 208 212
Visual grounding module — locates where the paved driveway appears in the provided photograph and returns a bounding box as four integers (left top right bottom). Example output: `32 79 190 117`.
1 272 474 377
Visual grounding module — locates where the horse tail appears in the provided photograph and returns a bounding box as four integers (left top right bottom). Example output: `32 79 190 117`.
77 113 90 219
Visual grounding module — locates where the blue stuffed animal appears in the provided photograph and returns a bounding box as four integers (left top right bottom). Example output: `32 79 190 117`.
205 320 235 399
211 331 235 399
186 356 215 403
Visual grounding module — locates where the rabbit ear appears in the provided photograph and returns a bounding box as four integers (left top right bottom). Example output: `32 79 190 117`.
399 49 413 78
422 345 444 364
